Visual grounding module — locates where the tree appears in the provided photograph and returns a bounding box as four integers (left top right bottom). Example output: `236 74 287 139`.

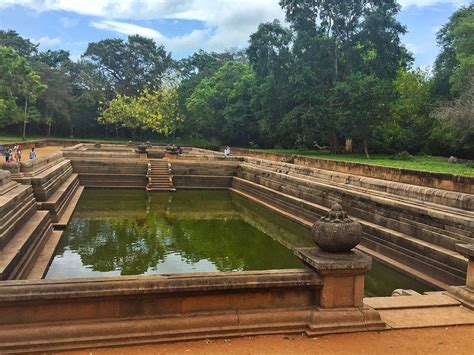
0 47 46 137
278 0 409 152
98 85 182 138
83 35 174 95
379 68 433 153
432 73 474 152
185 61 257 145
433 4 474 98
0 30 38 57
34 62 73 136
247 20 293 147
36 49 71 68
335 73 393 158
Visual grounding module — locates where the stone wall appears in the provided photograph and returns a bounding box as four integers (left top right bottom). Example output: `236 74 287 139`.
71 158 147 188
231 148 474 194
0 270 322 352
171 160 239 189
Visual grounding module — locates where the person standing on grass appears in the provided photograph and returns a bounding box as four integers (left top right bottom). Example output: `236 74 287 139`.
29 147 36 160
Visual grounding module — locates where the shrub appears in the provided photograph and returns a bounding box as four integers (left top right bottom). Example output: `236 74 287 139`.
390 151 415 161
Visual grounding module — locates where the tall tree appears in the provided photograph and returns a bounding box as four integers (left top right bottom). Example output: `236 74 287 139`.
433 4 474 98
185 61 257 145
0 30 38 57
247 20 293 147
0 47 46 138
279 0 409 152
380 68 432 154
432 73 474 153
83 35 174 95
335 73 393 158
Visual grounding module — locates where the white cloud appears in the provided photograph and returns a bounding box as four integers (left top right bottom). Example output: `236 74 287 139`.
398 0 471 7
91 20 166 40
60 16 79 28
0 0 285 53
1 0 470 56
33 36 61 46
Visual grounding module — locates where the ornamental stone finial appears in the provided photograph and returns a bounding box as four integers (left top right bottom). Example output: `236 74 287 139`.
312 203 362 253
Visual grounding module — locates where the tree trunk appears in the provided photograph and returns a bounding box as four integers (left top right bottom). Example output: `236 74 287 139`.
330 130 338 153
115 125 120 138
22 96 28 141
363 138 370 159
47 121 52 137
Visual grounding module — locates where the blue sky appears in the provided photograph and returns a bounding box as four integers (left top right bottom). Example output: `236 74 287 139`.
0 0 471 68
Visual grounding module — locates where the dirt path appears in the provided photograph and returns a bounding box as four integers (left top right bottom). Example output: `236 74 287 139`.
62 325 474 354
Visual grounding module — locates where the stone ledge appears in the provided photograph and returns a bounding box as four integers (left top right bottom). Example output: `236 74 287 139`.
0 269 322 301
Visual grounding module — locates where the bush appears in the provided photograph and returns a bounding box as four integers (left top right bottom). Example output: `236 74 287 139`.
390 151 415 161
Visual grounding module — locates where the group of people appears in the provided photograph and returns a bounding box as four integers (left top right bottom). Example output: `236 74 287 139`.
3 145 36 163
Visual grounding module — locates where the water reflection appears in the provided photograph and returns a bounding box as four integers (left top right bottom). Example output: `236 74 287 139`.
47 190 304 278
47 189 433 297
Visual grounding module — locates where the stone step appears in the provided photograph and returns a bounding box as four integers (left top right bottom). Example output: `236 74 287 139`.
25 230 63 280
54 186 85 230
241 160 473 211
0 191 37 248
238 168 472 243
39 174 79 223
146 187 176 191
239 164 473 229
0 211 52 280
233 177 466 267
231 177 467 286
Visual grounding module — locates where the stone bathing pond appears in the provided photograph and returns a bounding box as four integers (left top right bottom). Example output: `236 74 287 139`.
1 142 472 352
47 189 431 297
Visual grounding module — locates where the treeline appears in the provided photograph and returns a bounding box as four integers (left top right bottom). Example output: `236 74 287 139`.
0 1 472 158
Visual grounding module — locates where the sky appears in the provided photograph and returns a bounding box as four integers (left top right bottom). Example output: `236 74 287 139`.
0 0 471 68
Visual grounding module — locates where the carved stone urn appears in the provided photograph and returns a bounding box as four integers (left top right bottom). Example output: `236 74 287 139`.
312 203 362 253
137 143 147 152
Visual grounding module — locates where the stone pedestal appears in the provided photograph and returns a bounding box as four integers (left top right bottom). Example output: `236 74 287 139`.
295 247 386 335
295 247 371 308
447 244 474 309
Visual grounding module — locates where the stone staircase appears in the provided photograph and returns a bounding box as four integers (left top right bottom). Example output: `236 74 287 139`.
146 160 175 191
232 158 473 289
0 171 54 280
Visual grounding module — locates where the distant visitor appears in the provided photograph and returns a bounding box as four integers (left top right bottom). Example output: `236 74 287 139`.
29 147 36 160
224 146 231 158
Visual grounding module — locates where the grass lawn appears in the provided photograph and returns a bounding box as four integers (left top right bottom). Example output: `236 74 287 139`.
256 149 474 176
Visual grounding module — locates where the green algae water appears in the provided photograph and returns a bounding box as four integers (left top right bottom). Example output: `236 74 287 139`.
46 189 432 296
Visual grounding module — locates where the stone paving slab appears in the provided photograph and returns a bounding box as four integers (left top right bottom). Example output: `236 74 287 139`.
378 306 474 329
364 294 460 310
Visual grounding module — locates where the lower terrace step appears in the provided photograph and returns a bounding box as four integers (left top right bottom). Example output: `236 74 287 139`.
54 186 85 230
25 230 63 280
0 210 52 280
39 173 79 223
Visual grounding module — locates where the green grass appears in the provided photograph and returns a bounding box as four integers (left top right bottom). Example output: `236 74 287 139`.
256 149 474 176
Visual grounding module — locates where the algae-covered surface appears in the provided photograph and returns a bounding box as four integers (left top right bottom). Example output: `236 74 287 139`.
47 189 432 296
